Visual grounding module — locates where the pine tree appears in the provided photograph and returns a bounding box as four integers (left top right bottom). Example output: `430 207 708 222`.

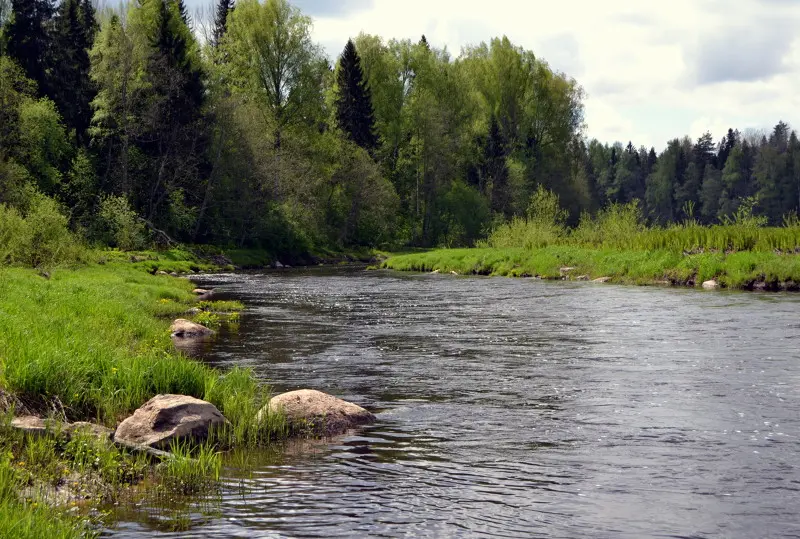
335 39 378 152
212 0 234 47
5 0 55 96
51 0 97 145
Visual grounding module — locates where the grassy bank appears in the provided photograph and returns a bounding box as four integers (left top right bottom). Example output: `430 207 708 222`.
382 197 800 290
382 246 800 289
0 257 289 536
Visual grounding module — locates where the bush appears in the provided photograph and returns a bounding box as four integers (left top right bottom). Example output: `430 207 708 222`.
0 195 85 268
484 186 566 249
97 195 148 251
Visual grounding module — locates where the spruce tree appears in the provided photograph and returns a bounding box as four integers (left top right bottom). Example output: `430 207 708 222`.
140 0 206 226
482 114 510 216
212 0 234 47
5 0 54 96
51 0 97 145
335 39 378 152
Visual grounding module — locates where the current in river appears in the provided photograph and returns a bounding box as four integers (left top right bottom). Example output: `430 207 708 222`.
106 267 800 538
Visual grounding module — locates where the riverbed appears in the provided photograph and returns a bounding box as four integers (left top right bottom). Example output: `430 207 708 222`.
106 267 800 538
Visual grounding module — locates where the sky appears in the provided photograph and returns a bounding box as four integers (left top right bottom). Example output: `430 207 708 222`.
191 0 800 150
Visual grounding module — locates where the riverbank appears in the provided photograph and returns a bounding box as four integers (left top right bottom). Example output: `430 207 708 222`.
0 258 287 537
382 246 800 290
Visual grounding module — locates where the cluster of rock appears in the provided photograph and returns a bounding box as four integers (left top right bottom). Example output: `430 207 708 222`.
11 390 375 460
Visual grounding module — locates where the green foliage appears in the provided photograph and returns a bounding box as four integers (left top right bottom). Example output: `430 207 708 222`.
97 195 148 251
16 97 69 194
484 186 567 248
160 440 221 495
572 201 644 249
0 265 276 431
440 181 490 247
335 39 378 151
384 245 800 289
0 194 85 268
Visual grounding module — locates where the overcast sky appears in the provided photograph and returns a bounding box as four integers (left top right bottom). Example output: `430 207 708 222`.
191 0 800 149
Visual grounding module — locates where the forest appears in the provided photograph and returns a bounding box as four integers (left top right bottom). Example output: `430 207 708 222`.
1 0 799 261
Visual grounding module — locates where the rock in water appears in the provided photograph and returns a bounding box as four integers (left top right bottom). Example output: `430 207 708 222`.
170 318 214 338
702 279 719 290
192 288 211 295
114 394 228 449
265 389 375 437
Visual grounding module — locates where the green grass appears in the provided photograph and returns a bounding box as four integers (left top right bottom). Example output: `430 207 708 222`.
382 246 800 289
159 440 221 495
0 262 288 537
0 265 283 437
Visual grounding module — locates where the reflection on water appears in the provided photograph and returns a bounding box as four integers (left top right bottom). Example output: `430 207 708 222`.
106 267 800 538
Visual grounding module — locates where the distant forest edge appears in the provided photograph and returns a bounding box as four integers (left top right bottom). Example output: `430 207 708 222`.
1 0 799 265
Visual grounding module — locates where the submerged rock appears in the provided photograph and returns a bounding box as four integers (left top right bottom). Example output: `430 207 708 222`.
702 279 719 290
114 394 228 449
170 318 214 338
264 389 375 437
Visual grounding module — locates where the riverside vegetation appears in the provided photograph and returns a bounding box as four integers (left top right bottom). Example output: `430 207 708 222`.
383 190 800 289
0 248 289 537
1 0 800 535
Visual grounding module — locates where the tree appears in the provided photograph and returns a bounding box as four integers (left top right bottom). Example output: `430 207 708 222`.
212 0 233 47
481 114 510 216
699 164 722 222
335 39 378 152
51 0 97 145
138 0 206 228
223 0 326 149
5 0 55 96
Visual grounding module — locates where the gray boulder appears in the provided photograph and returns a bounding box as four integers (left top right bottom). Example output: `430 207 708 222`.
114 394 227 449
264 389 375 437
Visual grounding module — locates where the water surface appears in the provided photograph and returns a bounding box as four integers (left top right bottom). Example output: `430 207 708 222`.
107 267 800 538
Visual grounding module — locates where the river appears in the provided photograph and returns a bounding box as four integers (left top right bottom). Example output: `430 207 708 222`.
106 267 800 538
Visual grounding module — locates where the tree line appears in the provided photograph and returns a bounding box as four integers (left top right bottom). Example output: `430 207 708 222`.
0 0 798 257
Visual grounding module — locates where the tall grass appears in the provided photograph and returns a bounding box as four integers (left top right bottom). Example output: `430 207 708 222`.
384 195 800 289
0 265 285 446
159 440 221 495
484 197 800 254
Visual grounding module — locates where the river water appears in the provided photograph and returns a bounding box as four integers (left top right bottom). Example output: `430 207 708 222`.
107 267 800 538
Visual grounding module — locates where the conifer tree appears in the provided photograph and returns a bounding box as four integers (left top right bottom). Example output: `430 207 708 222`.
5 0 54 96
51 0 97 145
212 0 234 47
137 0 206 228
335 39 378 152
482 114 510 216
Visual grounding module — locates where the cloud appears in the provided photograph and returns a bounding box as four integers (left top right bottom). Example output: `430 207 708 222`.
292 0 374 18
537 33 583 76
688 19 795 84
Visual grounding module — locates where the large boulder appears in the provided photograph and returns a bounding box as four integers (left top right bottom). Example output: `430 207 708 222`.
170 318 214 338
265 389 375 437
114 394 228 449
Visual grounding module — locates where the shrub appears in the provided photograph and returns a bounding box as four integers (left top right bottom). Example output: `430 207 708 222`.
0 195 85 268
97 195 148 251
